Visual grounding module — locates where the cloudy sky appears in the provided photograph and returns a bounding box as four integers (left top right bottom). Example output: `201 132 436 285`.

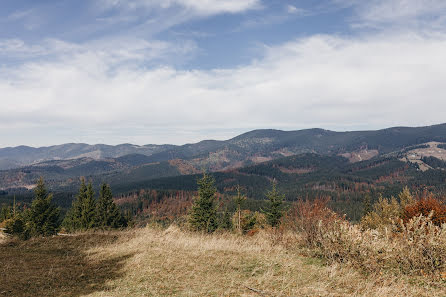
1 0 446 147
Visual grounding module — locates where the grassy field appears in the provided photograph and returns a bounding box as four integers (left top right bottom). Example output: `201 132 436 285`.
1 227 445 297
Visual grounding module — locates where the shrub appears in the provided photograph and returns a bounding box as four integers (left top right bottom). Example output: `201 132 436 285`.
289 198 340 247
360 187 415 230
360 195 402 230
4 216 29 240
404 196 446 226
300 213 446 277
218 209 233 231
234 210 265 234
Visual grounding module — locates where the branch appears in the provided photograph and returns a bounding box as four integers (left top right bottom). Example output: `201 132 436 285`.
245 286 269 296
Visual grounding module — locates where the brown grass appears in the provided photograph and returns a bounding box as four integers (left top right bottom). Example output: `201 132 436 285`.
0 231 6 244
1 227 445 297
0 232 134 297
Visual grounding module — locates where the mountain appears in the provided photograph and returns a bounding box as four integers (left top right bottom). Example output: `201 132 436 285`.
3 123 446 172
0 143 175 170
110 148 446 221
1 123 446 197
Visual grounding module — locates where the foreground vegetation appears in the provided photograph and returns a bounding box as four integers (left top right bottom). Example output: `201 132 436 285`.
1 174 446 296
1 226 445 297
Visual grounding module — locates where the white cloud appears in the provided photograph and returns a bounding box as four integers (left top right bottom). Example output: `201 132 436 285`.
100 0 261 16
336 0 446 28
0 39 81 59
286 5 305 15
6 9 33 21
1 32 446 146
0 38 197 67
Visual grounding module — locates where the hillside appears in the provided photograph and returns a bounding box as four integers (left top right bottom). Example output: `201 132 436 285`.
1 123 446 190
2 124 446 221
3 140 446 221
0 144 174 170
2 124 446 172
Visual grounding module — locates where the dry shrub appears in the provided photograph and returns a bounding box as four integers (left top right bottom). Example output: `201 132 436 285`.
394 214 446 274
302 213 446 277
360 195 402 230
404 196 446 226
234 210 266 234
360 188 416 230
288 192 446 277
288 198 341 247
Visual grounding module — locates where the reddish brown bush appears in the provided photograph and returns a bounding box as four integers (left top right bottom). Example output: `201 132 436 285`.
404 196 446 226
288 198 342 247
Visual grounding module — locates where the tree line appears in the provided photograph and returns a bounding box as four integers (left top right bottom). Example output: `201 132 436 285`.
1 173 285 238
1 177 128 239
188 173 285 233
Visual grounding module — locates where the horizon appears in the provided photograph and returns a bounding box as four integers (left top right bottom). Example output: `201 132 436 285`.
1 122 445 149
2 0 446 146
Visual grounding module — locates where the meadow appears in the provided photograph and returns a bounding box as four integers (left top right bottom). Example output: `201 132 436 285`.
1 224 445 297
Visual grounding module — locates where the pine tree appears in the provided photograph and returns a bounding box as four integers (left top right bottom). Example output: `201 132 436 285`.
0 205 12 222
189 173 218 233
81 182 97 229
264 182 285 227
63 178 96 231
363 193 373 216
63 179 86 231
25 177 60 237
219 209 233 230
96 183 124 229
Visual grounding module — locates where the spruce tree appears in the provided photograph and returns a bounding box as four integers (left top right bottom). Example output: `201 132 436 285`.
219 209 233 230
81 182 97 229
96 183 124 229
264 182 285 227
63 178 86 231
25 177 60 237
363 193 373 216
0 205 12 222
189 173 218 233
63 178 96 231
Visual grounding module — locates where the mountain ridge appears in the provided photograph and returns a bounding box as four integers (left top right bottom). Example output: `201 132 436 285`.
1 123 446 172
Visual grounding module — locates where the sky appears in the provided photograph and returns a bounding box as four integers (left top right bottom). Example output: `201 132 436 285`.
1 0 446 147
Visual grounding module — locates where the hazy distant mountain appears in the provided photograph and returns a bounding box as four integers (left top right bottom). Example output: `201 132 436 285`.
2 124 446 171
0 143 175 170
1 123 446 191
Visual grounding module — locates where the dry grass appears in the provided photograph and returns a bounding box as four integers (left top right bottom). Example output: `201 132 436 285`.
1 226 445 297
0 232 134 297
0 231 6 244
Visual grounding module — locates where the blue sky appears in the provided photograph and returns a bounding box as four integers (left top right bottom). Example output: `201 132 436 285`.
1 0 446 146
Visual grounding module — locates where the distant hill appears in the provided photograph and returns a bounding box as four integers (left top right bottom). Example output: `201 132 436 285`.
2 124 446 172
0 143 174 170
2 124 446 211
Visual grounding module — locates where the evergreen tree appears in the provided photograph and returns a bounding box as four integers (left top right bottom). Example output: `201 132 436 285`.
0 205 12 222
96 183 124 229
25 177 60 237
363 193 373 216
219 209 233 230
233 185 246 232
4 214 27 240
63 178 96 231
264 182 285 227
81 182 97 229
189 173 218 233
63 179 86 231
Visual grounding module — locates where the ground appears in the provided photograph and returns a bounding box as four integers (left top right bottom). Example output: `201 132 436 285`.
1 227 445 297
402 142 446 171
